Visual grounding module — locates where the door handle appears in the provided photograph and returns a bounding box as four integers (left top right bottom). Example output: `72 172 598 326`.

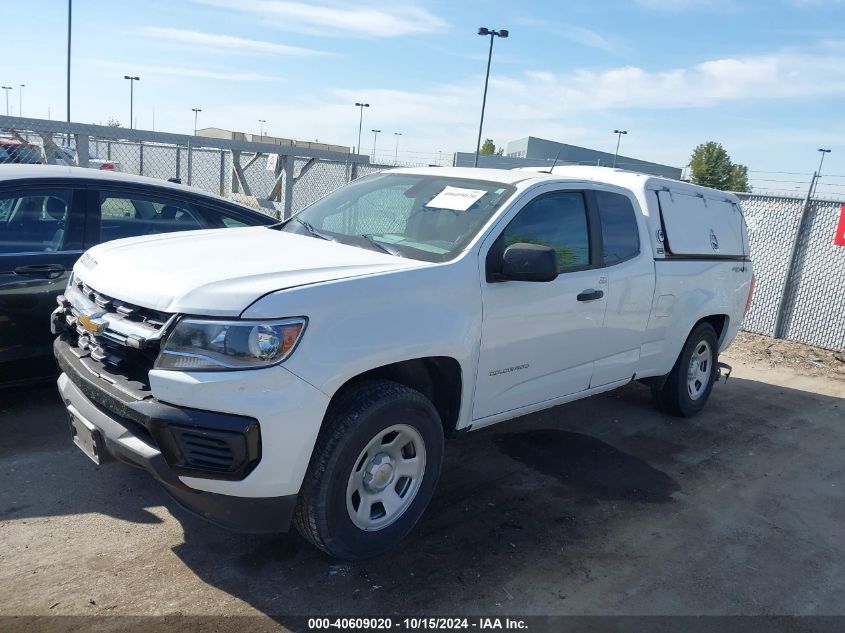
577 289 604 302
14 264 66 279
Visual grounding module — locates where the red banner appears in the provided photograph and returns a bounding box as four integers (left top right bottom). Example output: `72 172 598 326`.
836 204 845 246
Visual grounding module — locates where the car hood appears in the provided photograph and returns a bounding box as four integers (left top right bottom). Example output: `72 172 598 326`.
73 226 426 316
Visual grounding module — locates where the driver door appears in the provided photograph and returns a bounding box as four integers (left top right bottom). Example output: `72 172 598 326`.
473 188 607 421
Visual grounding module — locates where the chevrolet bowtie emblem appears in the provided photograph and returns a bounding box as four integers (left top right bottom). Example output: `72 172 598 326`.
79 312 107 335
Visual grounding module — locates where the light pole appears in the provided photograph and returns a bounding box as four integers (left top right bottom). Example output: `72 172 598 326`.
19 84 24 116
474 27 509 167
259 119 266 138
354 102 369 154
1 87 11 116
124 76 139 129
371 129 381 161
813 148 831 197
394 132 402 165
612 129 627 168
192 108 202 135
67 0 71 124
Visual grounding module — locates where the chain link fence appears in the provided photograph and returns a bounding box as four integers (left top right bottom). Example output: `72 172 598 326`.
737 193 845 351
0 115 403 220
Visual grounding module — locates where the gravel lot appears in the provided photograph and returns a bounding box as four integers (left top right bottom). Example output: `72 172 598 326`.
1 333 844 629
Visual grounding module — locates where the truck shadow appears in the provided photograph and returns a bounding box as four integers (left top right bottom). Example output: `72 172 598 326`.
2 375 842 618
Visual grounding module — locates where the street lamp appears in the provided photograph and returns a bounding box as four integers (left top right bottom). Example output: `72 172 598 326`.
67 0 71 124
474 27 509 167
354 102 369 154
612 129 627 168
192 108 202 135
259 119 266 138
394 132 402 165
371 129 381 161
813 148 832 197
1 87 11 116
123 76 139 129
19 84 24 116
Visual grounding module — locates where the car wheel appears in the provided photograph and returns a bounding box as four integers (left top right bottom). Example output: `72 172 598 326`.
294 379 444 560
652 322 719 417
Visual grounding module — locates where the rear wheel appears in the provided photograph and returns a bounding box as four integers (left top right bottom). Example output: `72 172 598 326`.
294 380 444 560
652 322 719 417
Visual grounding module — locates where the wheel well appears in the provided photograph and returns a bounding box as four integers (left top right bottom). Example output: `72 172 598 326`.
697 314 729 344
330 357 463 437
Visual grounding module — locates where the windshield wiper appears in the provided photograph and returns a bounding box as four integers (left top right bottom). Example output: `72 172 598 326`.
360 234 404 257
294 216 335 241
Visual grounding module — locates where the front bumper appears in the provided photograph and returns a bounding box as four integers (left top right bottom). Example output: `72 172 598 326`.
55 336 297 533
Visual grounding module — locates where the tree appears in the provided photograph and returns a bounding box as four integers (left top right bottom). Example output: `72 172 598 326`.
689 141 750 192
727 164 750 193
479 138 497 155
106 117 122 127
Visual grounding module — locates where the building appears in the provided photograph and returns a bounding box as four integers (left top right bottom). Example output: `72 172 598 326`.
196 127 350 154
503 136 681 179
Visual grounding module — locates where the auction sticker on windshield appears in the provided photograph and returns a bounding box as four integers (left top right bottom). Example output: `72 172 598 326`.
425 186 487 212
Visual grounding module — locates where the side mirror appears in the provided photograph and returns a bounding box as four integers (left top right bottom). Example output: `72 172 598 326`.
500 243 558 282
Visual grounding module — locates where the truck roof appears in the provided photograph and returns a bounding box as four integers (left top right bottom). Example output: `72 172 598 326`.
392 165 740 203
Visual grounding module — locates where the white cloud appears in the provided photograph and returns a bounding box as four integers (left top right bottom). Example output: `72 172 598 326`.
193 0 448 37
139 27 330 56
517 18 621 53
81 58 279 82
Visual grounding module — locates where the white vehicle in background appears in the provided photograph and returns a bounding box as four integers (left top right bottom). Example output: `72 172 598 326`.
52 165 754 559
51 146 122 171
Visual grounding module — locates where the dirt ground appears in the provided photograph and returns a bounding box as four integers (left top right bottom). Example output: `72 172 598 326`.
1 333 844 630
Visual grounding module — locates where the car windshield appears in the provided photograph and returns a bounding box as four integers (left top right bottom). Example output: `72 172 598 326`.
277 172 516 262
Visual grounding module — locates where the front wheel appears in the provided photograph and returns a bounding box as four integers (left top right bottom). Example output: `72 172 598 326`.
294 380 444 560
652 322 719 417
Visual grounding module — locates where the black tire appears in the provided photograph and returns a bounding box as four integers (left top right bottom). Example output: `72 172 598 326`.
651 322 719 417
293 379 444 560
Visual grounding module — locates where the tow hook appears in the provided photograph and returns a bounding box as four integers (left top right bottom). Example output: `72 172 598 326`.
717 361 733 383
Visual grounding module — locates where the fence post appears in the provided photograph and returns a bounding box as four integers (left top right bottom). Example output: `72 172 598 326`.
283 154 294 220
107 140 111 160
772 172 818 339
187 140 193 186
139 141 144 176
219 149 226 196
175 146 181 180
75 134 89 168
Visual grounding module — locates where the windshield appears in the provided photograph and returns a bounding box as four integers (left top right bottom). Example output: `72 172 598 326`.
278 173 516 262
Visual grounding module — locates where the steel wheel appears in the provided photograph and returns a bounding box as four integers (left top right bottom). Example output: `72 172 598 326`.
345 423 427 531
686 339 712 401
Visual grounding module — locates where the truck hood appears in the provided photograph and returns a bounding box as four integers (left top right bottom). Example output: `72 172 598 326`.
74 227 426 316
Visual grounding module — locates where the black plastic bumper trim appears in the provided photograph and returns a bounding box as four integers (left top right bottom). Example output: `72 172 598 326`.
58 372 295 534
54 336 261 481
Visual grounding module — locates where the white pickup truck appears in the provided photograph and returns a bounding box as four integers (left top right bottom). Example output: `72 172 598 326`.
52 166 754 559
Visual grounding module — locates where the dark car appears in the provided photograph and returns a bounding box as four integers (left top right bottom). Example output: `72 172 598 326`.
0 164 275 387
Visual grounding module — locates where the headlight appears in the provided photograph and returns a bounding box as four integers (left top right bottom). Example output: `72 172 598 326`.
154 318 306 371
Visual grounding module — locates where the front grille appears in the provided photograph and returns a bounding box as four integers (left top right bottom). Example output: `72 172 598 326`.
58 280 174 388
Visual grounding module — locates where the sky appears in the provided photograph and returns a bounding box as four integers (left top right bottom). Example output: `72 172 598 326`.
2 0 845 196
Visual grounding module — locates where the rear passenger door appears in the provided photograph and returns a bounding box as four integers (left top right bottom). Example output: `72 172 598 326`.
0 184 86 384
588 189 655 387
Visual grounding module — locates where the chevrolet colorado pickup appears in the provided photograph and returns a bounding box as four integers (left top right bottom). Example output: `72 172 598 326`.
52 166 754 559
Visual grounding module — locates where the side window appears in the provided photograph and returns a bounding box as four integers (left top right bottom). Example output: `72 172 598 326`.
97 191 204 243
501 192 590 271
596 191 640 265
220 215 249 228
0 189 73 254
